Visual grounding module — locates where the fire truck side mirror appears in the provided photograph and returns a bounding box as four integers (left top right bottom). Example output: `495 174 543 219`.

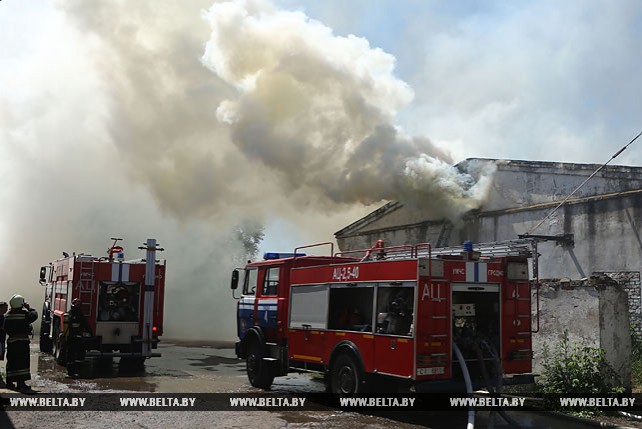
231 270 239 290
39 266 47 285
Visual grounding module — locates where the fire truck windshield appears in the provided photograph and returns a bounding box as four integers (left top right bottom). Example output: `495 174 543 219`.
243 268 258 295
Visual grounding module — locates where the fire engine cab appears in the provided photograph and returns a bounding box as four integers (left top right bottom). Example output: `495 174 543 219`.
231 240 536 395
39 238 165 367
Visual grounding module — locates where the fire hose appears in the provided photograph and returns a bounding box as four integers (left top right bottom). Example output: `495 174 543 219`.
473 340 521 429
452 342 475 429
454 338 523 429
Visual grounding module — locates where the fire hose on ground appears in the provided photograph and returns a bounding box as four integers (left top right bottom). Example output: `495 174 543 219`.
453 339 523 429
473 340 521 429
452 342 475 429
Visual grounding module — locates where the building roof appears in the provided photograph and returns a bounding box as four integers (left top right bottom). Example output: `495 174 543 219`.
335 158 642 239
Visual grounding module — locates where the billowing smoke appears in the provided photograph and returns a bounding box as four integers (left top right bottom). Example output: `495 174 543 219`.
0 0 266 340
201 0 494 218
0 0 493 341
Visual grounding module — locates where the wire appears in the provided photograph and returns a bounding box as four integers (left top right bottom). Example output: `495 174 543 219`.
526 130 642 235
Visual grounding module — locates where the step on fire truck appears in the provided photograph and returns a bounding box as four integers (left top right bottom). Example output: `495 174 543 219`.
39 238 165 368
231 240 537 395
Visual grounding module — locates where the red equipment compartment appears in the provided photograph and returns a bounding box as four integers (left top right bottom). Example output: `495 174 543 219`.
415 279 451 380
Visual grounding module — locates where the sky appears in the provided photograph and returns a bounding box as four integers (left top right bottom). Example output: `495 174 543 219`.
1 0 641 339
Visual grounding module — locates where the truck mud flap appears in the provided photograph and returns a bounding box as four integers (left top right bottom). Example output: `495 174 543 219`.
265 343 288 376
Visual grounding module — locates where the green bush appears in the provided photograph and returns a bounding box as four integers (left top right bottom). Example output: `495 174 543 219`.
631 330 642 388
538 330 623 396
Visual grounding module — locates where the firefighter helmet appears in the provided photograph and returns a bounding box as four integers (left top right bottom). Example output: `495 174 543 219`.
72 298 81 306
9 294 24 309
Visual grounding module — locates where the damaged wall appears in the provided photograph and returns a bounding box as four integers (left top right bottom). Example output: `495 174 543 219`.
600 271 642 338
533 275 631 390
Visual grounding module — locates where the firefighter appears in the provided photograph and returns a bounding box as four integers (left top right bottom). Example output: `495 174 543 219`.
0 301 8 387
4 294 38 392
379 292 412 335
66 298 91 377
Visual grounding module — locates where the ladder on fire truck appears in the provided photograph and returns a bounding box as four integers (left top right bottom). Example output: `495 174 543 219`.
430 238 535 259
339 239 536 261
77 257 96 318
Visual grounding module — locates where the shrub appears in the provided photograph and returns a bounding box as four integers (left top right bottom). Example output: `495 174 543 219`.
538 330 623 412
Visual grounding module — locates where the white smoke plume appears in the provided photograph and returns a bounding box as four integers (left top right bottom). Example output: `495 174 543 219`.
0 0 493 341
201 0 493 216
0 0 263 340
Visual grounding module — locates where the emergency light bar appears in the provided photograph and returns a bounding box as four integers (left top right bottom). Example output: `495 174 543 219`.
263 252 306 260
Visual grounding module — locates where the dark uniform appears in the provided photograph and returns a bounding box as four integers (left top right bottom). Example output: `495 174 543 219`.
0 302 7 386
66 301 91 376
4 304 38 388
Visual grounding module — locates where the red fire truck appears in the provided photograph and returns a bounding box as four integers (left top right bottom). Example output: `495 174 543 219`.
231 240 536 395
38 238 165 367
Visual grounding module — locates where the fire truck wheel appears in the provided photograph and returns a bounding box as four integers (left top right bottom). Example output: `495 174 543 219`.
39 325 53 353
330 354 366 396
53 334 67 366
246 340 274 389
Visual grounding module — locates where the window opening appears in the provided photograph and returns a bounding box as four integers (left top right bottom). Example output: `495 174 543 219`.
375 285 414 336
262 267 280 296
328 286 374 332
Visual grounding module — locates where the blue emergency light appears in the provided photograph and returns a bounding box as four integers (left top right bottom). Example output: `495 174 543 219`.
263 252 306 260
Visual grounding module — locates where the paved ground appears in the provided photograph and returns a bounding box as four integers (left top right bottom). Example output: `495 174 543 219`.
0 341 638 429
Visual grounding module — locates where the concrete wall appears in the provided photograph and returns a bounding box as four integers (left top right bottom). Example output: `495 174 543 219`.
532 276 631 390
532 280 600 374
600 271 642 339
338 192 642 280
473 193 642 279
466 159 642 212
599 284 632 389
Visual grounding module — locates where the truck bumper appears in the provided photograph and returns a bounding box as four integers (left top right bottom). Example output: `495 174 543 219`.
415 373 535 393
85 335 161 358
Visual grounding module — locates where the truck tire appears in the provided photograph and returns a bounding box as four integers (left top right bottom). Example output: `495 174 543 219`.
330 354 367 397
40 303 53 353
246 339 274 389
52 321 67 366
53 334 67 366
39 323 53 353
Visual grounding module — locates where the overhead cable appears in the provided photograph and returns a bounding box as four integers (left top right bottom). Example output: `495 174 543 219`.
527 130 642 234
